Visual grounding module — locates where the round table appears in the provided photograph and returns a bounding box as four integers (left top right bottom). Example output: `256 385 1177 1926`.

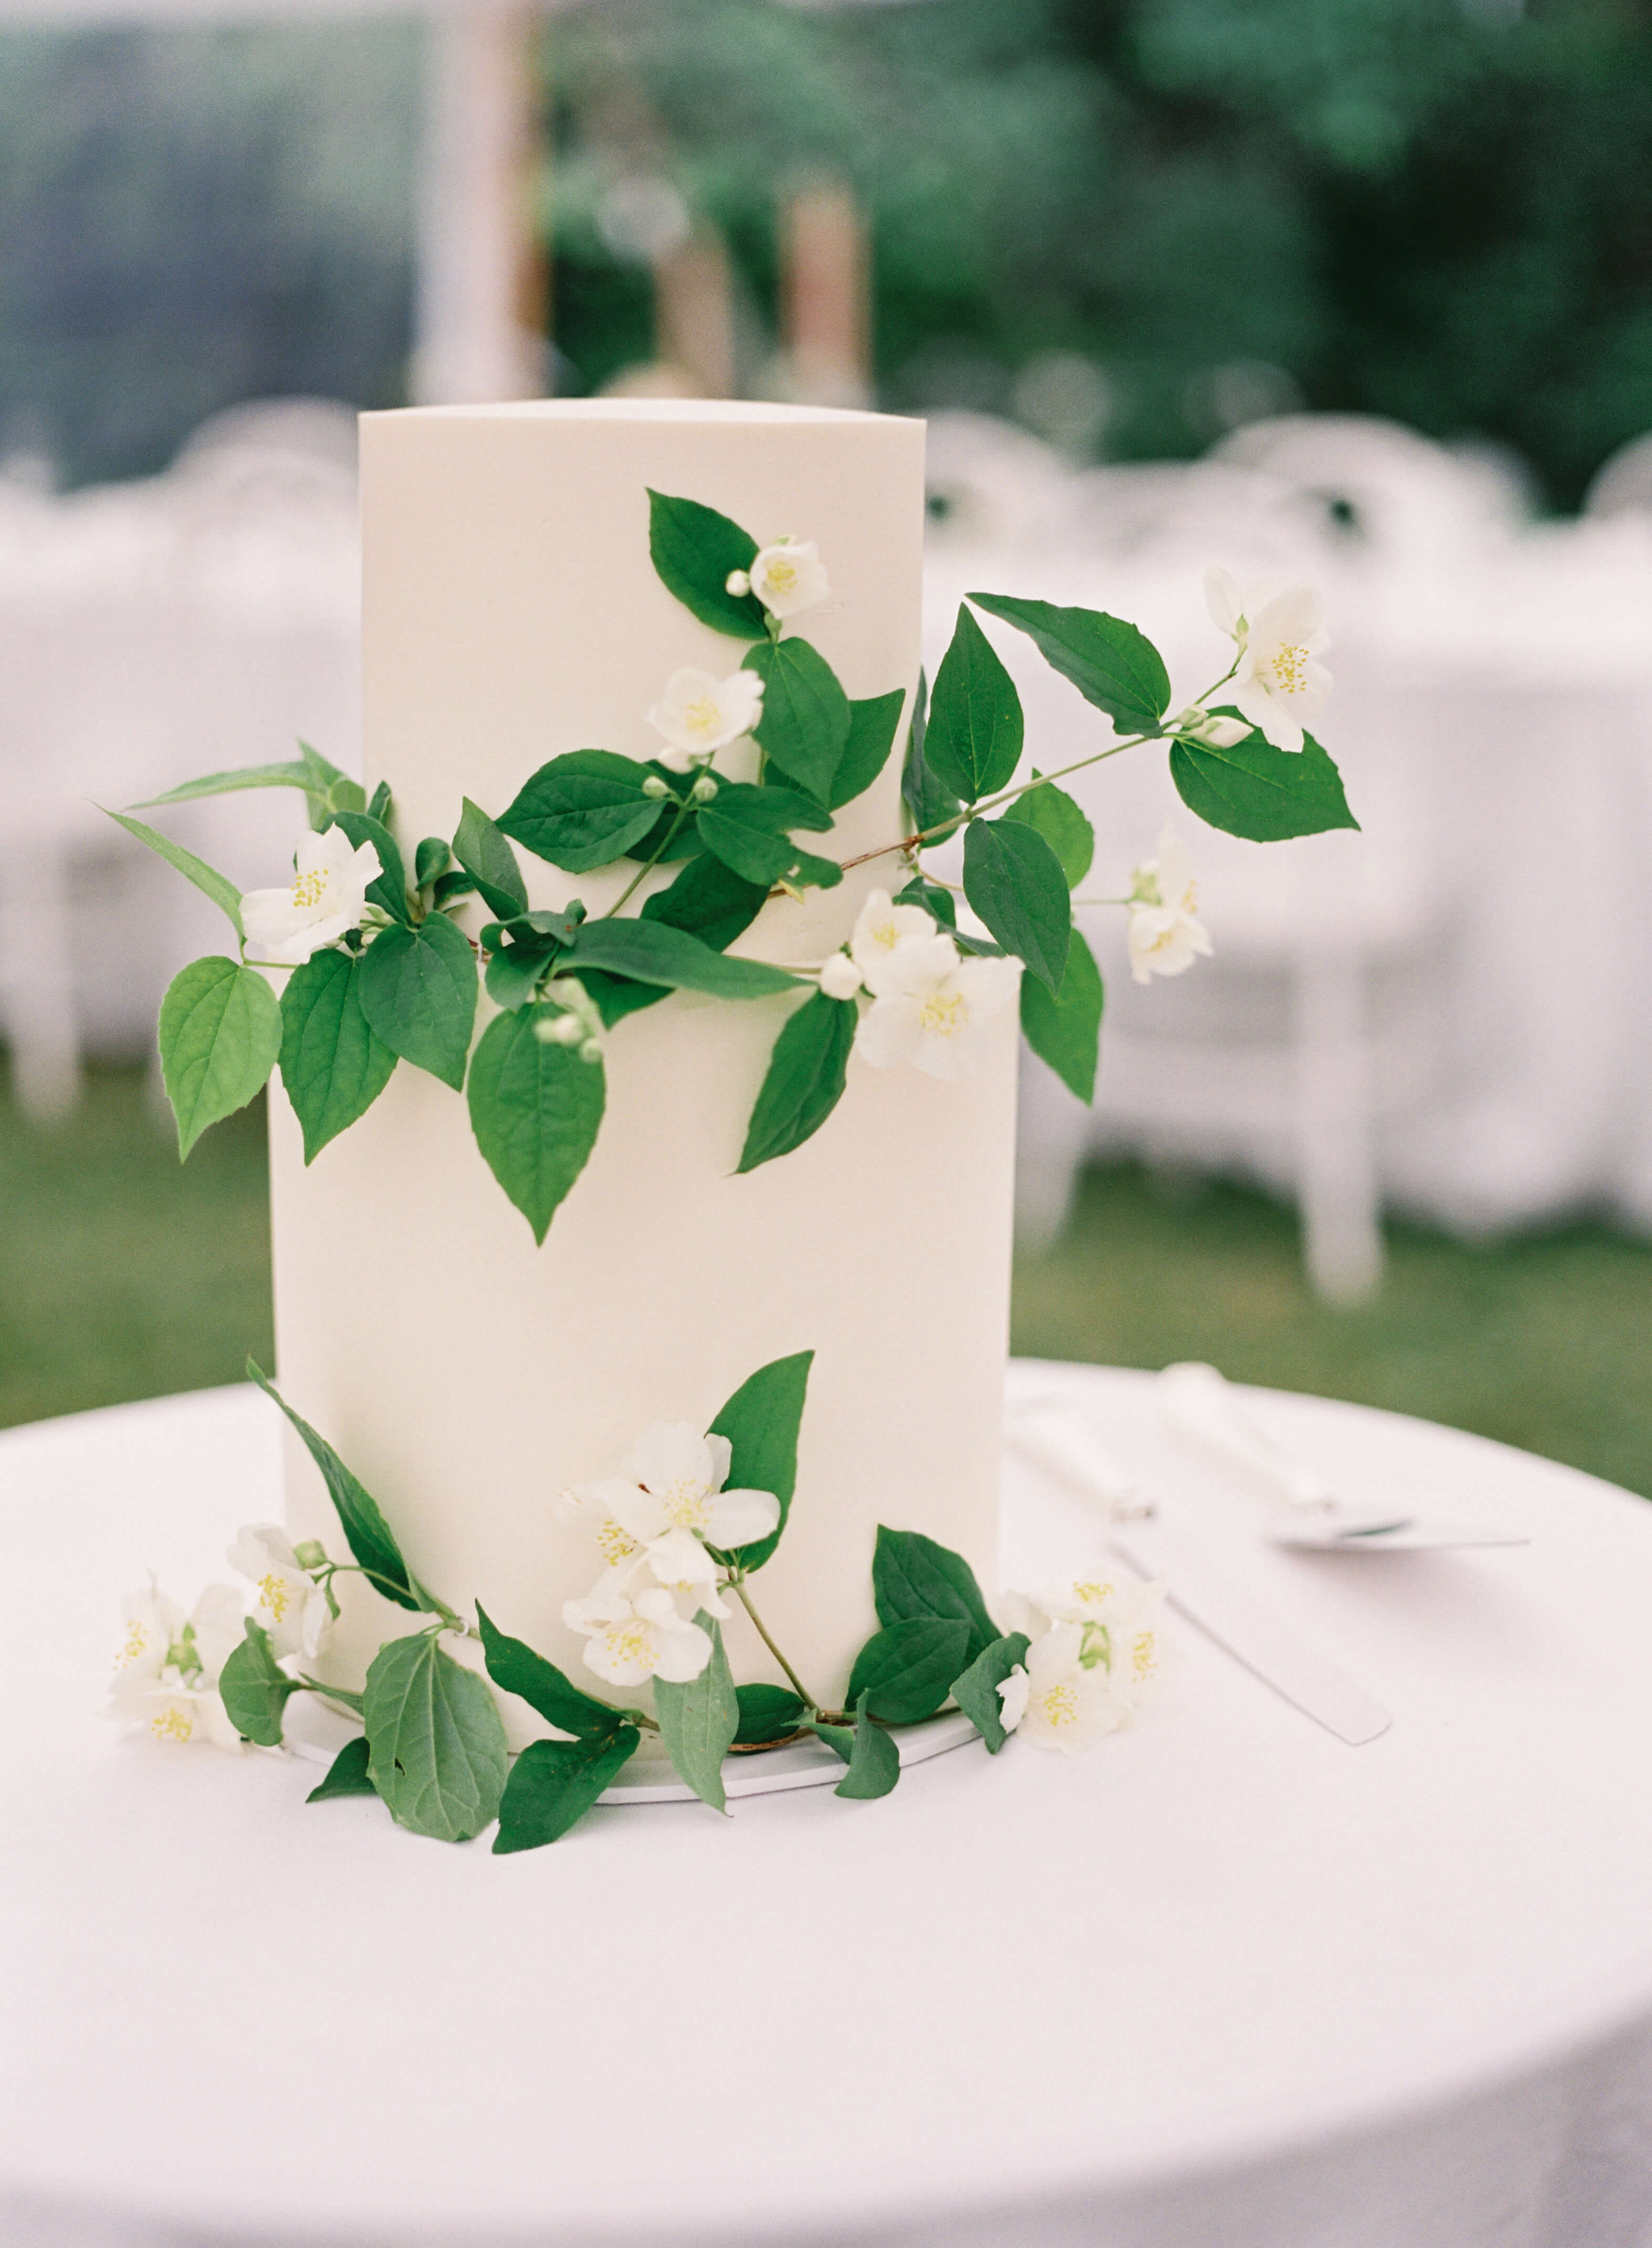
5 1364 1652 2248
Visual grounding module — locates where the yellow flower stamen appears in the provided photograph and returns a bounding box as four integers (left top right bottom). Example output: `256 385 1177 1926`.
151 1705 195 1743
116 1621 149 1669
1038 1681 1082 1730
597 1518 640 1568
918 989 968 1037
290 869 328 909
258 1573 290 1623
605 1622 657 1673
1267 643 1310 697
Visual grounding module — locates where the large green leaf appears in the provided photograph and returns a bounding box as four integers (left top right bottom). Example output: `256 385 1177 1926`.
961 817 1072 994
901 668 963 842
653 1616 739 1812
1169 722 1359 841
831 688 905 811
325 808 410 925
574 855 771 1031
299 743 368 825
708 1349 813 1574
925 606 1024 802
453 797 529 918
1001 773 1094 888
695 780 839 891
950 1631 1031 1754
158 955 282 1158
563 915 802 999
278 947 398 1163
363 1633 510 1844
246 1359 422 1610
737 990 856 1174
218 1620 299 1746
466 1006 605 1243
357 915 477 1090
496 751 665 873
744 636 852 802
1020 924 1103 1102
476 1604 630 1742
812 1694 901 1800
103 809 244 939
872 1526 998 1665
131 759 311 810
845 1617 971 1724
647 488 765 638
967 592 1170 735
305 1734 378 1802
734 1683 808 1743
493 1726 641 1854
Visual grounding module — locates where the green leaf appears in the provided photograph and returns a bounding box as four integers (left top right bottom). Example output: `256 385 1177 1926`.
496 751 664 873
278 948 398 1163
493 1726 640 1854
737 990 856 1174
734 1683 808 1744
305 1733 379 1802
158 956 283 1158
743 636 852 802
325 809 410 925
895 873 957 927
414 837 451 890
1020 924 1103 1103
431 869 478 911
218 1620 299 1747
102 809 244 938
647 487 765 638
575 856 773 1031
872 1527 998 1665
1001 773 1094 888
453 797 529 918
1168 722 1360 842
466 1005 605 1243
363 1633 510 1844
476 1603 628 1741
563 915 802 1000
130 758 313 811
356 914 477 1090
653 1616 739 1812
695 780 837 891
814 1693 902 1801
246 1359 422 1610
484 937 556 1014
961 818 1071 994
967 592 1170 735
300 742 367 824
708 1350 813 1574
846 1617 971 1724
831 688 906 811
924 606 1024 802
901 668 963 842
365 779 393 825
950 1631 1030 1754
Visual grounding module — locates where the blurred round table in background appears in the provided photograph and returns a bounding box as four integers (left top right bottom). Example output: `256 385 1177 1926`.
4 1367 1652 2248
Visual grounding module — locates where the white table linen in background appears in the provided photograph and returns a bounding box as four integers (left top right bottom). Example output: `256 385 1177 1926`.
4 1366 1652 2248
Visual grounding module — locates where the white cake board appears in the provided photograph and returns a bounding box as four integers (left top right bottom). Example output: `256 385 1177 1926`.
284 1672 981 1801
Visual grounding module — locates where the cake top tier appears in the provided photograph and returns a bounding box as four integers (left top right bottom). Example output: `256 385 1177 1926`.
364 399 919 429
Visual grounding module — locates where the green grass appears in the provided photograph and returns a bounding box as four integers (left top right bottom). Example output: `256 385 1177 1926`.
6 1066 1652 1502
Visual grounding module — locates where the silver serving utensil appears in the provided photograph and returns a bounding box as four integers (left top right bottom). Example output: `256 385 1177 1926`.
1157 1362 1531 1550
1003 1398 1393 1745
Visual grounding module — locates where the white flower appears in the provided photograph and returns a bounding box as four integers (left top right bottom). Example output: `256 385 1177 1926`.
854 937 1021 1081
747 537 830 619
226 1523 331 1662
819 951 863 1002
646 667 765 771
849 888 945 998
1126 827 1213 986
1027 1574 1170 1715
996 1621 1122 1753
1205 569 1331 756
560 1421 780 1615
110 1577 184 1690
119 1672 245 1751
725 568 751 597
241 825 383 965
562 1584 714 1687
1174 704 1250 749
110 1580 247 1751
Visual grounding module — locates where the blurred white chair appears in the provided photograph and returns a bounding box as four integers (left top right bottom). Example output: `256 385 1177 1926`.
1584 431 1652 520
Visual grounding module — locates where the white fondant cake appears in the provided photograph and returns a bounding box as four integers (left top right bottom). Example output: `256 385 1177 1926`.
267 401 1018 1737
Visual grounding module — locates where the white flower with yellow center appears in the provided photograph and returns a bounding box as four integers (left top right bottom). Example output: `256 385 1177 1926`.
562 1584 715 1688
1027 1575 1170 1716
562 1422 779 1611
848 887 944 997
854 933 1022 1081
110 1577 184 1690
226 1523 331 1662
646 666 766 772
1126 827 1213 986
241 825 383 965
1204 568 1331 756
109 1580 247 1751
996 1621 1122 1753
728 537 830 620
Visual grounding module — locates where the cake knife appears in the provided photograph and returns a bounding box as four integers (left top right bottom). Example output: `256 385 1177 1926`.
1004 1403 1393 1747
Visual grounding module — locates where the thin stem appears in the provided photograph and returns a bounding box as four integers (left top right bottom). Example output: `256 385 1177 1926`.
604 791 696 917
728 1578 818 1710
1071 895 1129 908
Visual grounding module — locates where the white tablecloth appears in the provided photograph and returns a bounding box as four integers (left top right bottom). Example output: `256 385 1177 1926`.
4 1367 1652 2248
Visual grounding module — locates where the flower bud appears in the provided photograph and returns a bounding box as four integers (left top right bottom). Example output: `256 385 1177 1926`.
579 1037 603 1065
535 1011 585 1047
690 774 719 804
725 568 751 597
819 951 863 1002
292 1539 329 1573
642 773 671 799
